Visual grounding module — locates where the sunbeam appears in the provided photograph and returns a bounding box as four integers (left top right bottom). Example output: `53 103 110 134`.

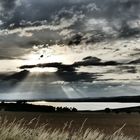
5 72 30 100
61 84 81 99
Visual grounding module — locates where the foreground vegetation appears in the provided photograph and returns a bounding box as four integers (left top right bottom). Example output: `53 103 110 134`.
0 118 138 140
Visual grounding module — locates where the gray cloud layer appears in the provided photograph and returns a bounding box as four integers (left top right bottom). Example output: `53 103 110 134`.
1 0 140 31
0 0 140 60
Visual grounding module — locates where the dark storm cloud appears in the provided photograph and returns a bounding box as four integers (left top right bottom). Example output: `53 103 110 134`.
0 0 21 24
72 58 120 67
0 0 140 33
67 32 110 45
0 0 17 10
55 71 99 83
2 70 29 81
1 0 140 60
101 0 140 38
0 0 87 29
19 62 76 72
19 56 122 71
1 0 140 38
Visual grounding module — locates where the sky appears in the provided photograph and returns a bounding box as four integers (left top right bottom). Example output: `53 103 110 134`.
0 0 140 109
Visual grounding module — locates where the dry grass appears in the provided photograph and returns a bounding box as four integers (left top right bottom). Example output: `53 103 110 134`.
1 111 140 137
0 117 138 140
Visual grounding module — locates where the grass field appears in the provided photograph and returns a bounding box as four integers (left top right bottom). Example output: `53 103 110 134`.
0 119 137 140
0 111 140 139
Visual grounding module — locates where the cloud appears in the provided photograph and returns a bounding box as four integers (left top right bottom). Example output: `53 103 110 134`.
128 58 140 64
0 0 86 29
68 33 83 45
0 0 21 23
118 66 137 73
1 0 140 35
0 0 140 63
0 27 62 59
82 56 101 61
0 0 19 12
19 56 123 71
19 62 76 72
0 70 29 92
73 60 120 67
3 70 29 81
55 71 99 82
0 55 25 60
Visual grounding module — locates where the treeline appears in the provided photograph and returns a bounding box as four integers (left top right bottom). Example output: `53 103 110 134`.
103 107 140 114
0 102 77 112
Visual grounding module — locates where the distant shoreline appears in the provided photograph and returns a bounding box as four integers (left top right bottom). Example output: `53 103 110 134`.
0 95 140 103
0 102 140 113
